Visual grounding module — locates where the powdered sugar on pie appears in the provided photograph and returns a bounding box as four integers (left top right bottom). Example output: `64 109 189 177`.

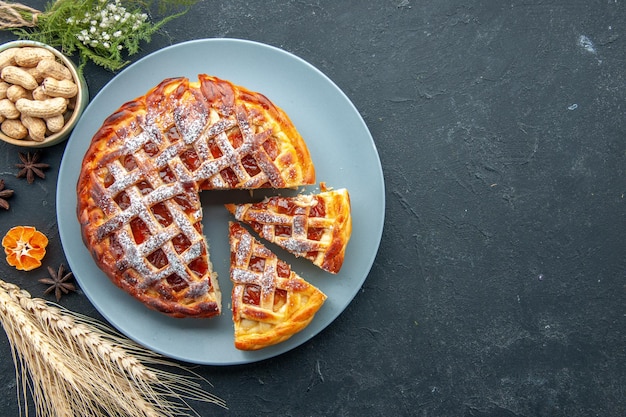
77 74 315 318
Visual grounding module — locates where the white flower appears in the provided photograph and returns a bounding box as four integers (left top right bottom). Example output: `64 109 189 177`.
103 42 110 49
90 26 96 33
113 30 122 38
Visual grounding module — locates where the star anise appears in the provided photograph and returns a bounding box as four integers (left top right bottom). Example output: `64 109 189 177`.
16 151 50 184
0 179 14 210
39 264 76 302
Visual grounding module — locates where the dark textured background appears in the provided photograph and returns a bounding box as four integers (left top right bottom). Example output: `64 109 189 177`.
1 1 625 416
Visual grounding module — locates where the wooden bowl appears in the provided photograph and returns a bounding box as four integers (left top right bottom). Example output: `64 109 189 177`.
0 40 89 148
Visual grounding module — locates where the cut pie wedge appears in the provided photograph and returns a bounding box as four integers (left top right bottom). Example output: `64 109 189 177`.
229 222 327 350
225 187 352 274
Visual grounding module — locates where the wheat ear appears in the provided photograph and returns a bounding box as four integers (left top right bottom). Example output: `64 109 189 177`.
0 279 226 417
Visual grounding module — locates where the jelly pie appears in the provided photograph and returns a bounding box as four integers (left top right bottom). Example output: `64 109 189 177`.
77 75 315 318
229 222 326 350
225 187 352 273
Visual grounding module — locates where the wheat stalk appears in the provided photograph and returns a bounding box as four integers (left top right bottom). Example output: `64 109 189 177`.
0 279 226 417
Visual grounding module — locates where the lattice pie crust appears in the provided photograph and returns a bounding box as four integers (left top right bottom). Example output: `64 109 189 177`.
77 75 315 318
225 186 352 274
229 222 327 350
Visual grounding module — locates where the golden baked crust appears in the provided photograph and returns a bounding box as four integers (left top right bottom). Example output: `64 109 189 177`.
225 187 352 273
229 222 326 350
77 74 315 318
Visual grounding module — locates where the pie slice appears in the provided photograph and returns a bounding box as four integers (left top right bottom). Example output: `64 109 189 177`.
77 74 315 318
225 186 352 274
229 222 327 350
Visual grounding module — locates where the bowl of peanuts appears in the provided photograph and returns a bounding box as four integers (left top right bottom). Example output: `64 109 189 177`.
0 40 89 148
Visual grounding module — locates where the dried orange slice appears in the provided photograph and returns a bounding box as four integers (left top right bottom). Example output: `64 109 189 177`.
2 226 48 271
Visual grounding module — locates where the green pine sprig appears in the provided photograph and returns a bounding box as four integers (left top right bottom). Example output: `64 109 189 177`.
8 0 195 72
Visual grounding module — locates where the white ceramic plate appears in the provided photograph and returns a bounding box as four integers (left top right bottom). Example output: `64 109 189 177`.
57 39 384 365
